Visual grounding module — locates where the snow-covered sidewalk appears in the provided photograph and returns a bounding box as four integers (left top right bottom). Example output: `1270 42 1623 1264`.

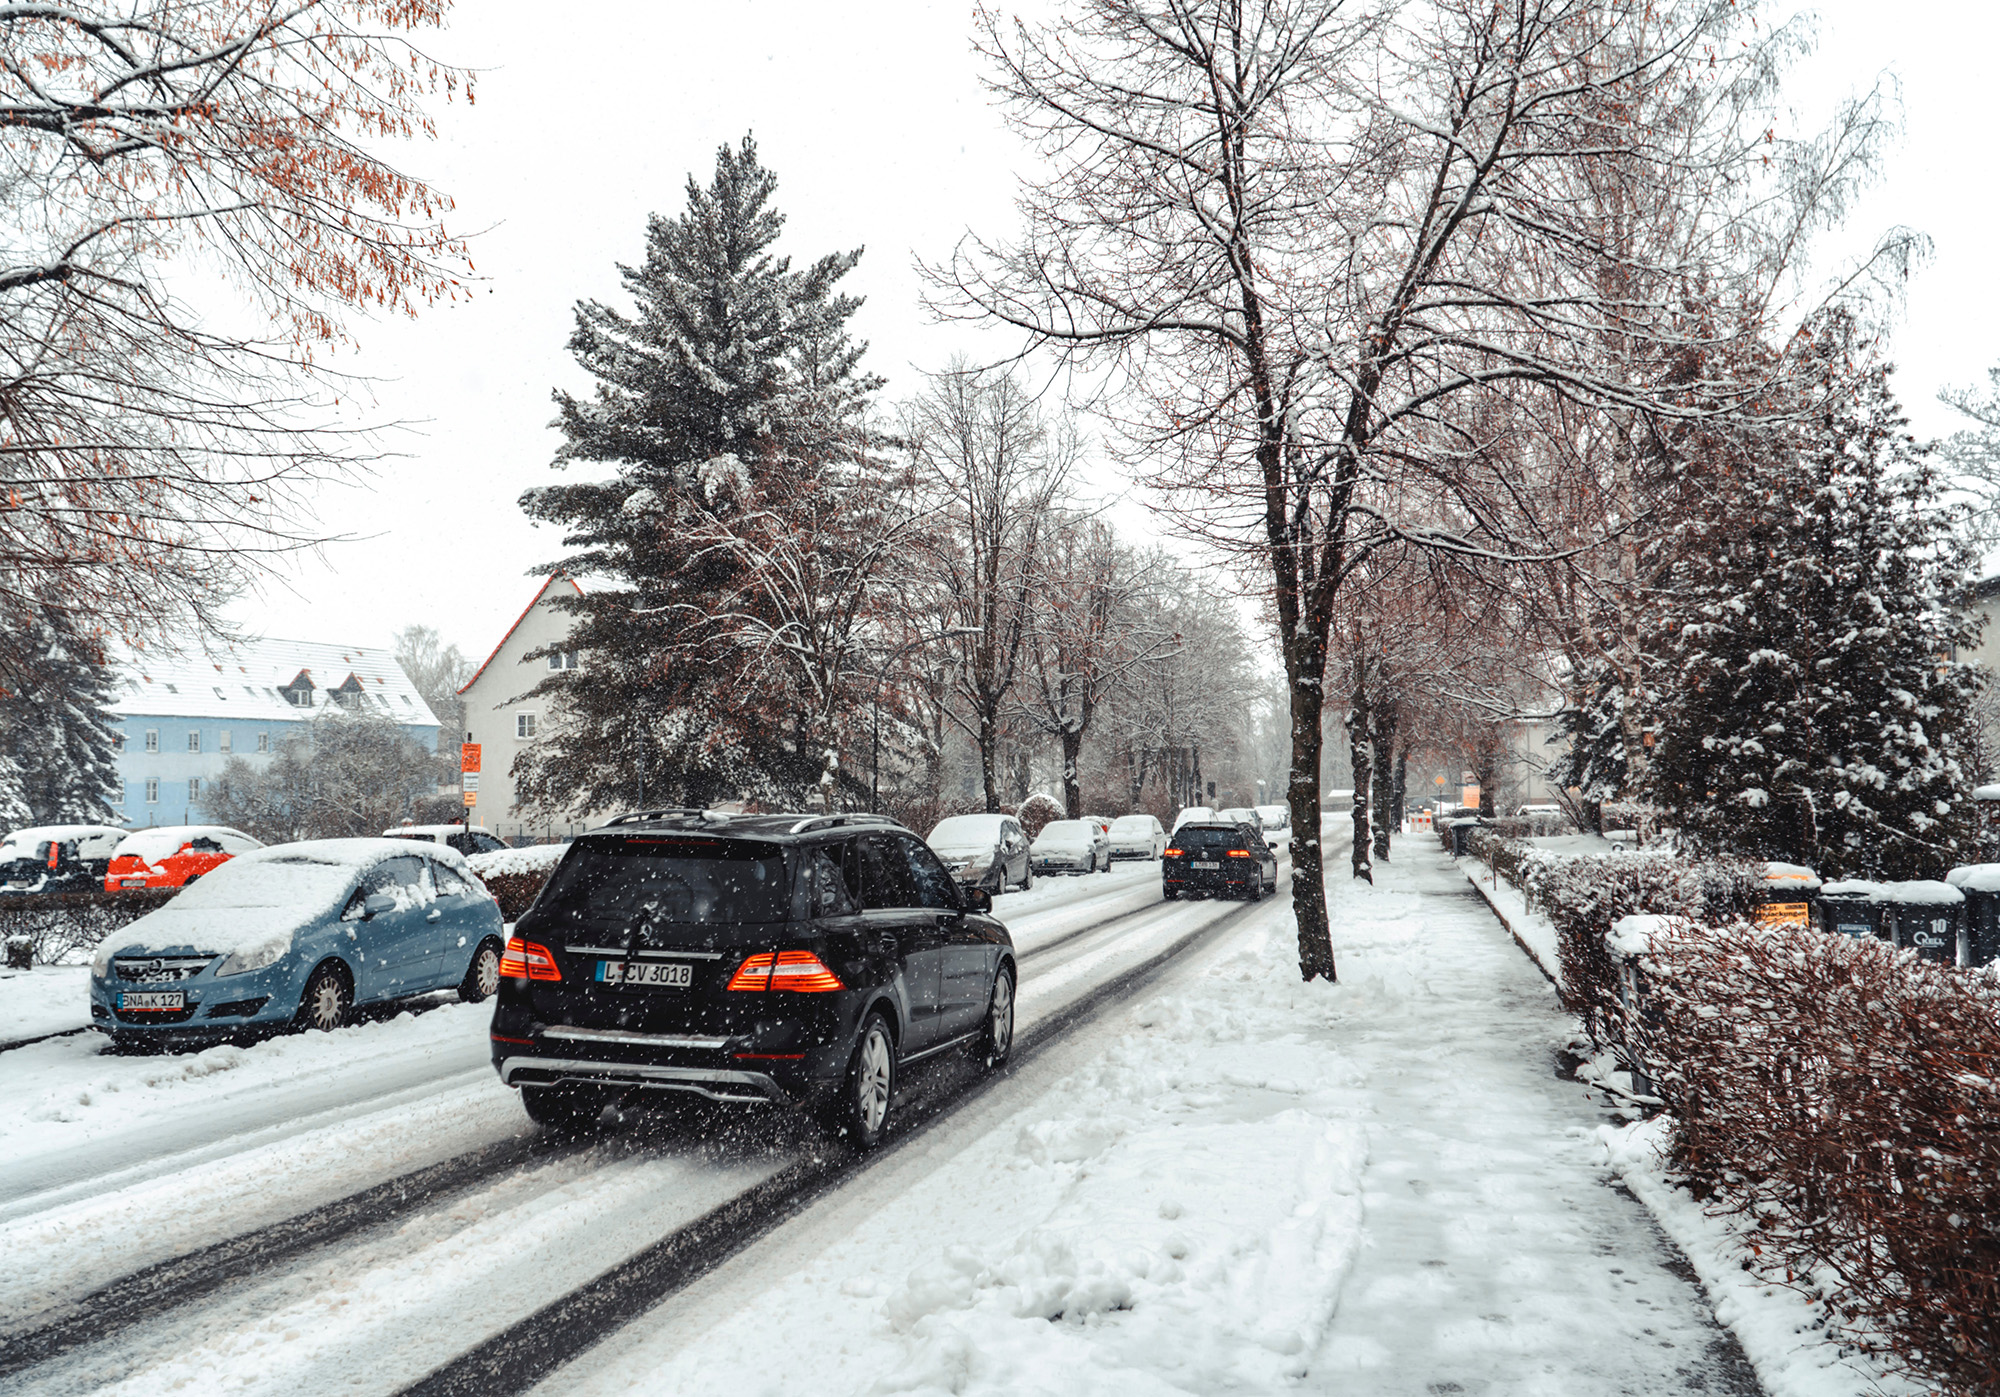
537 840 1768 1397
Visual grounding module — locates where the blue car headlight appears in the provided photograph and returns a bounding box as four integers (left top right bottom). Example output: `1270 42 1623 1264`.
217 935 292 978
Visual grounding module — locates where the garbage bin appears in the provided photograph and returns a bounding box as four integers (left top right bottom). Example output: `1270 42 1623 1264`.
1753 862 1820 928
1448 816 1483 858
1947 865 2000 966
1816 880 1889 944
1880 881 1964 965
1604 915 1676 1100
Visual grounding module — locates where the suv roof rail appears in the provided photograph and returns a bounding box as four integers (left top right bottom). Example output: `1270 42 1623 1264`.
786 813 902 835
604 808 725 827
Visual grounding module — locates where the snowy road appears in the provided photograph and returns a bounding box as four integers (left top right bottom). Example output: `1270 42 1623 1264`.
0 856 1272 1396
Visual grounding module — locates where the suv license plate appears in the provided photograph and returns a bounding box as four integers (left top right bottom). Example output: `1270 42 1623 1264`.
597 960 693 988
119 991 184 1011
1192 860 1220 870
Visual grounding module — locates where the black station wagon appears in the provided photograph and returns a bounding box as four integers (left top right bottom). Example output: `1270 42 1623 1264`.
488 811 1017 1147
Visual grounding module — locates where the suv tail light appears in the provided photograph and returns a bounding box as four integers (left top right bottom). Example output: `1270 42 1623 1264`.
727 950 845 993
498 937 561 981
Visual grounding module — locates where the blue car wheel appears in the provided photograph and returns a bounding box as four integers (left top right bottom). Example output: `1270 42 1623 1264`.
297 963 351 1032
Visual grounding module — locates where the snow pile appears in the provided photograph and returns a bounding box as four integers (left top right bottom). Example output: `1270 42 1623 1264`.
1946 862 2000 893
1761 861 1822 893
1599 1119 1915 1397
1605 912 1681 958
1820 878 1962 905
466 841 567 879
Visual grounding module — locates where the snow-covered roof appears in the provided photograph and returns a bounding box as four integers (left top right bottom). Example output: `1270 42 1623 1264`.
460 574 584 695
107 636 439 727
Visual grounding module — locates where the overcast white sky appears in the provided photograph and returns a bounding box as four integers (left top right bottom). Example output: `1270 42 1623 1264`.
231 0 2000 667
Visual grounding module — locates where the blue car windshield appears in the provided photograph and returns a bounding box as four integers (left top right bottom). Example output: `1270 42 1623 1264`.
537 837 789 924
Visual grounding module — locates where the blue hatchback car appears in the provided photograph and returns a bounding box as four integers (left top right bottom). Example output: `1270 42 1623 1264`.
90 838 507 1048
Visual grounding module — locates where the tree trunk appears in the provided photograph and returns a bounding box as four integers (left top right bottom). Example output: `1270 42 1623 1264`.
1284 661 1337 980
1476 737 1498 818
1371 695 1397 864
1061 728 1083 817
1349 678 1373 884
1392 747 1407 829
979 708 1001 813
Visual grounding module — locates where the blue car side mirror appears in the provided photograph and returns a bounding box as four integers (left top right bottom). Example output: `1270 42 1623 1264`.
362 893 398 920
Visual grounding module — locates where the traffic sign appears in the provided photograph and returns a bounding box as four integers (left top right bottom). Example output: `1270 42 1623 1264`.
463 773 480 792
462 790 477 807
461 743 481 774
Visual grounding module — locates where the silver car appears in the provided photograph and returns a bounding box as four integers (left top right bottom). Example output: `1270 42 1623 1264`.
926 813 1033 893
1031 818 1111 875
1106 814 1167 860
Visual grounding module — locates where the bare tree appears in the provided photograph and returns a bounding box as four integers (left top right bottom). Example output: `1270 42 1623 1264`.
393 625 473 753
0 0 475 680
905 361 1074 810
936 0 1906 980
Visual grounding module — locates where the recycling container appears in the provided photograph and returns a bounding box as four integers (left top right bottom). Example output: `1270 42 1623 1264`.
1815 881 1888 944
1880 881 1964 965
1752 862 1820 929
1946 865 2000 966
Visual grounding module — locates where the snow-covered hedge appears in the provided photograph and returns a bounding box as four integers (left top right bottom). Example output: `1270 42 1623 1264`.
1465 826 1760 1039
0 887 177 965
467 841 569 920
1620 919 2000 1394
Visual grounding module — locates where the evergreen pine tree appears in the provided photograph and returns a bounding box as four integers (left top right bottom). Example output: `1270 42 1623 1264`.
1647 314 1983 877
0 612 122 824
517 136 879 811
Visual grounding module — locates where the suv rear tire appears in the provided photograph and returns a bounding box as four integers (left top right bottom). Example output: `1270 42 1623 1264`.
824 1012 896 1149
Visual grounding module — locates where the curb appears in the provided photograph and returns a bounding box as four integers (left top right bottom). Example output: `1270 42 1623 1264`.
1456 857 1560 988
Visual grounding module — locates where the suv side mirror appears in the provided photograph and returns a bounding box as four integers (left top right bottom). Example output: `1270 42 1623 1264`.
965 887 993 915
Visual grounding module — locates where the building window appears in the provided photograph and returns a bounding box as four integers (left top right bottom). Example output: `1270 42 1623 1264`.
257 732 269 753
219 730 232 754
188 731 201 753
112 731 125 753
117 782 127 805
145 778 159 803
547 651 578 671
516 712 538 739
188 778 200 801
144 729 159 753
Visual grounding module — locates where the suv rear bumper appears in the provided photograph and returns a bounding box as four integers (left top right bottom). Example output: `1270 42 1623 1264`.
490 1015 851 1104
497 1053 790 1105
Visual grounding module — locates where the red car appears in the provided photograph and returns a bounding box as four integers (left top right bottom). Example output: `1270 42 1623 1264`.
105 825 265 890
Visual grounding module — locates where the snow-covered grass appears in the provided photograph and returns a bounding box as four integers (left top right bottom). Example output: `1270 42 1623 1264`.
0 963 91 1043
1598 1118 1916 1397
1457 854 1563 986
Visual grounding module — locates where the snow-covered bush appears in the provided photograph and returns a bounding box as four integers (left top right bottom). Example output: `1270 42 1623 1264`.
1628 920 2000 1394
0 887 175 965
1016 792 1063 840
467 842 568 921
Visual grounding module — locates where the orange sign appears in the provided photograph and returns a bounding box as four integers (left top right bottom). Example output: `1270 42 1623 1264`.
1754 901 1808 928
461 743 481 774
462 790 478 807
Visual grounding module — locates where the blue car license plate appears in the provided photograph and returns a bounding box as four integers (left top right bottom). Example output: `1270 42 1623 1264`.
119 990 184 1011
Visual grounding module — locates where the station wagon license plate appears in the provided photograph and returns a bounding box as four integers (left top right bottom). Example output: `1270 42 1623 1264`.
119 991 184 1011
597 960 693 989
1191 860 1220 870
121 879 148 888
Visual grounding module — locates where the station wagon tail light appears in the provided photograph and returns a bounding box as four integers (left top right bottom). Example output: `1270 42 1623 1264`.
498 937 561 981
1227 849 1255 859
1163 847 1182 857
727 950 845 993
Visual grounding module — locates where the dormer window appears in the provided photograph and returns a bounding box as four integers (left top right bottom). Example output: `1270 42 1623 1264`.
328 673 368 711
280 670 316 708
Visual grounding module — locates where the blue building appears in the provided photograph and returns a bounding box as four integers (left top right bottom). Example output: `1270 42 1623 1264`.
107 638 441 827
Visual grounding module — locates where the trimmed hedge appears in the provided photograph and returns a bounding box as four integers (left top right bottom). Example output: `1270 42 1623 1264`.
1629 920 2000 1394
0 887 177 965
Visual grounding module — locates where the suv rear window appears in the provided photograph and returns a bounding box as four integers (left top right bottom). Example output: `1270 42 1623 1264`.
536 836 789 924
1172 827 1247 851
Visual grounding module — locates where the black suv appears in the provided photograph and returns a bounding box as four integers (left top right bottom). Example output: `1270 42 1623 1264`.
488 811 1017 1147
1162 821 1279 900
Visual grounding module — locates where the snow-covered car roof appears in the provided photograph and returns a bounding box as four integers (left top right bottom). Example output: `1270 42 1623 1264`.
1033 820 1096 843
1108 815 1156 831
111 826 261 860
1 823 128 855
382 824 496 839
928 815 1016 850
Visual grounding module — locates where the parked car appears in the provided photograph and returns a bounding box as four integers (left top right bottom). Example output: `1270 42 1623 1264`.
90 838 506 1048
1171 805 1217 832
383 823 512 857
1031 818 1110 875
1252 803 1291 851
925 813 1033 893
1105 814 1167 861
104 825 264 890
0 824 126 895
1162 821 1278 900
487 811 1016 1147
1515 803 1563 818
